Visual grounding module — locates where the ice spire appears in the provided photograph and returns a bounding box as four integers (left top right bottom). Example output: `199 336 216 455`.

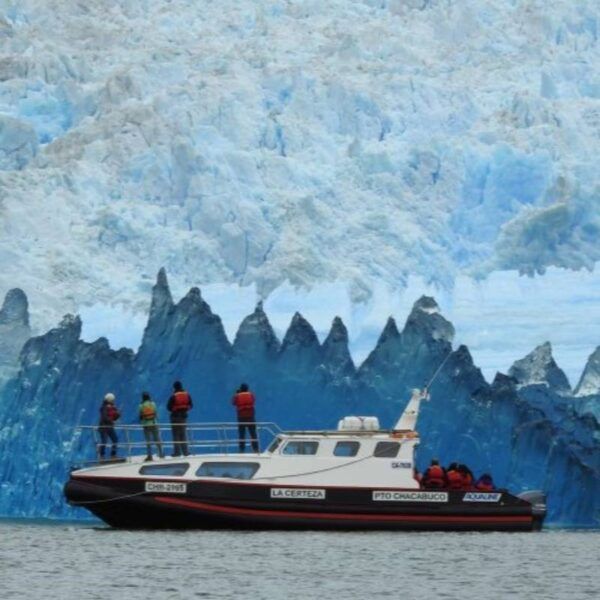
278 312 322 374
358 317 401 375
281 312 320 351
0 288 29 327
380 316 401 342
403 296 454 344
179 286 212 315
0 288 32 374
233 300 280 356
321 316 355 377
508 342 571 394
149 268 173 319
574 346 600 397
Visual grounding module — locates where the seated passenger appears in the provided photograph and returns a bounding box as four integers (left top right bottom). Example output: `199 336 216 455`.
421 458 447 489
457 464 474 490
475 473 495 491
446 463 463 490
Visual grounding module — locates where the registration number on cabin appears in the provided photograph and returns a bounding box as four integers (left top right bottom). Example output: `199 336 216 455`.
391 461 412 469
145 481 187 494
271 488 326 500
373 491 449 502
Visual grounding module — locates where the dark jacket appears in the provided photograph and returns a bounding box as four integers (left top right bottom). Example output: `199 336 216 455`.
99 401 120 426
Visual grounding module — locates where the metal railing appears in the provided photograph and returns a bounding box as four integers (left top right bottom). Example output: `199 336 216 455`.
71 422 282 466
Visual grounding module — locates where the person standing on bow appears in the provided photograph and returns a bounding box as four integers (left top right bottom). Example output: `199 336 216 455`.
167 381 193 457
139 391 164 461
232 383 259 453
98 392 120 460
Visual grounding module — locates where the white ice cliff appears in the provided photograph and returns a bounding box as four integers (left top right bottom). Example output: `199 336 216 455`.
0 0 599 329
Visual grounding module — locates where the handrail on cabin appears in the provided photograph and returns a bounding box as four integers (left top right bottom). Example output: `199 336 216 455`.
71 422 283 465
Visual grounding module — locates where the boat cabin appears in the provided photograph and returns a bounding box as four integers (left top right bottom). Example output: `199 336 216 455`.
73 416 422 489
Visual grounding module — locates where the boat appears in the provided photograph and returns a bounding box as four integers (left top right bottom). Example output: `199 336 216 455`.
64 389 547 530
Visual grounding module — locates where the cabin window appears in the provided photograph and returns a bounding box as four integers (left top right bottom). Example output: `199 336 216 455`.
374 442 400 458
268 436 282 453
282 441 319 455
334 441 360 457
196 462 260 480
139 463 189 477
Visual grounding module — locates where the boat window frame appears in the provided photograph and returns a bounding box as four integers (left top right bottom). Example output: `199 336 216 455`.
268 436 283 454
373 441 400 458
195 462 260 480
139 462 190 477
333 440 360 457
281 440 320 456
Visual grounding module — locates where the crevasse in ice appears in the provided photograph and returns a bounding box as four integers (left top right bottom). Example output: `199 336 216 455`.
0 272 597 526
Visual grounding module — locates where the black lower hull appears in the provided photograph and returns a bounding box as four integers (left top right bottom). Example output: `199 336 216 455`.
65 477 544 532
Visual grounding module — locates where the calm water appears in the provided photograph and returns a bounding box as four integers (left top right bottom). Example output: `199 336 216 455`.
0 521 598 599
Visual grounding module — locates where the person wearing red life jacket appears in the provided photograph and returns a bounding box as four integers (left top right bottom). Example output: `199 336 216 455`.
98 392 120 460
232 383 259 453
446 463 463 490
167 381 193 457
421 458 447 489
475 473 495 492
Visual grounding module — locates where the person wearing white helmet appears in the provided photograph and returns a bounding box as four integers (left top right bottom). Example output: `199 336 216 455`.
98 392 121 460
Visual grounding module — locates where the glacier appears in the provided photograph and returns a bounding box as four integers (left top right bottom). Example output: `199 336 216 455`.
0 0 599 332
0 271 598 526
0 0 599 527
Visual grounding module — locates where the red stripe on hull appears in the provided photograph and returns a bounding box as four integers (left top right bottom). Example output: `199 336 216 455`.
155 496 533 525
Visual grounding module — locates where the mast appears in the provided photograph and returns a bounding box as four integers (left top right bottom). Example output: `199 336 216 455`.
393 350 450 433
393 388 430 432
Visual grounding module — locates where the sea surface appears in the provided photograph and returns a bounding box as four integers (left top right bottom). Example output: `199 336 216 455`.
0 521 598 600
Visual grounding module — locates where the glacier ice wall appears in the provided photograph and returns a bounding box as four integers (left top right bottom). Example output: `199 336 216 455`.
0 0 599 328
0 271 598 526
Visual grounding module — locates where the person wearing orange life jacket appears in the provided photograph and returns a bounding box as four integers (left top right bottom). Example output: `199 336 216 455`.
421 458 447 489
232 383 259 453
98 392 120 460
139 391 164 461
446 463 463 490
167 381 193 457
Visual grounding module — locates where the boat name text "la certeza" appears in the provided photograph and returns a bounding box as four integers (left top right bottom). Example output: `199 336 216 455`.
270 488 326 499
